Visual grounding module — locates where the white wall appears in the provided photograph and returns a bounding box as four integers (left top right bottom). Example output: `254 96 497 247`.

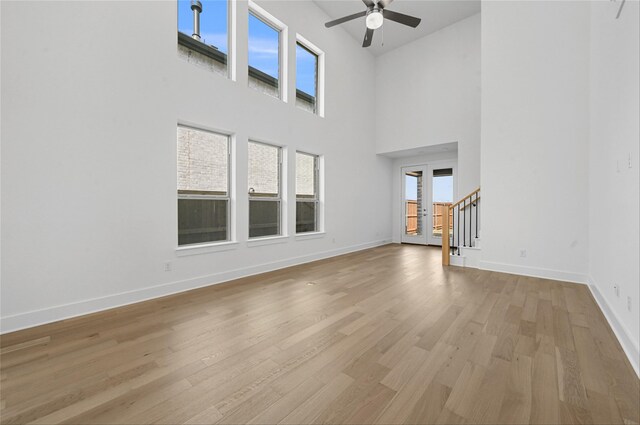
588 0 639 371
480 1 590 283
0 0 393 332
375 14 481 195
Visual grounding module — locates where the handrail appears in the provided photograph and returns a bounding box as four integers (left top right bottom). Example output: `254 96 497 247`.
451 187 480 209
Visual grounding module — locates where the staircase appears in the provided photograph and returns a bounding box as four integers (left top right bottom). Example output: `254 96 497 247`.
442 187 481 268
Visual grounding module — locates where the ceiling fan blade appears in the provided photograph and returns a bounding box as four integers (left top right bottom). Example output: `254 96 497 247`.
382 9 421 28
362 0 375 7
378 0 394 8
362 27 374 47
325 10 367 28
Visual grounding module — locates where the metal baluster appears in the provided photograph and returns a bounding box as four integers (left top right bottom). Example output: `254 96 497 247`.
463 199 466 247
469 197 472 248
475 192 479 239
451 206 455 255
457 205 460 255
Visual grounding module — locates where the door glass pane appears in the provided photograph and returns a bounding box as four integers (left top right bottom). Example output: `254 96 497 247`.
404 171 423 236
432 168 453 238
178 199 228 245
249 200 280 238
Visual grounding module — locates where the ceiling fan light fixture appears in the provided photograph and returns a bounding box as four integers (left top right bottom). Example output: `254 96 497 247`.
365 10 384 30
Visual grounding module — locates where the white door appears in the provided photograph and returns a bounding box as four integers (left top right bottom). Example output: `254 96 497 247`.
426 163 456 246
401 165 428 245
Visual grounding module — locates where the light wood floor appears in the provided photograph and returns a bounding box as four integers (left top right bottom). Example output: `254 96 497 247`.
1 244 638 424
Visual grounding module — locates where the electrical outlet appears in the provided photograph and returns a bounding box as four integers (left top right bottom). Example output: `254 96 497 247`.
520 249 527 258
614 285 619 297
628 296 632 312
164 262 172 272
332 238 336 243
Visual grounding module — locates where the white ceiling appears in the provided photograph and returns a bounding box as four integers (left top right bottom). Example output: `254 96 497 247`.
313 0 480 56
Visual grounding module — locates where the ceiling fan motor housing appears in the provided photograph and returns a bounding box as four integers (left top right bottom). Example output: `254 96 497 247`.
366 9 384 30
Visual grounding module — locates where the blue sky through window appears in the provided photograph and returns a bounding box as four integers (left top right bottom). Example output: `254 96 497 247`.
405 175 418 201
178 0 228 53
296 44 317 97
248 13 279 79
405 175 453 202
433 176 453 203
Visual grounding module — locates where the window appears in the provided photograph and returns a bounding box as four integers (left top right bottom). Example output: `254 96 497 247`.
296 152 319 233
177 0 229 76
177 126 230 246
248 141 282 238
296 42 318 114
248 3 286 99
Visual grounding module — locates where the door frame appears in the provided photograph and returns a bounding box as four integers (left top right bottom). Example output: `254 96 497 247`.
426 160 458 246
400 164 429 245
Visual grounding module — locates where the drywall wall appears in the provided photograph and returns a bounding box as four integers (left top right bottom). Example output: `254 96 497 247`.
375 13 481 196
588 0 639 372
480 1 590 282
0 0 393 332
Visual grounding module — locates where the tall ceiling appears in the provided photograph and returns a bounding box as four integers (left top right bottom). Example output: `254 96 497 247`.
313 0 480 56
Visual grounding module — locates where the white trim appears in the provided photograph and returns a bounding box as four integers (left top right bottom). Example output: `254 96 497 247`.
247 235 290 247
228 0 237 81
0 239 392 334
295 33 325 118
295 231 326 240
176 241 239 256
478 261 588 285
587 275 640 377
248 0 288 102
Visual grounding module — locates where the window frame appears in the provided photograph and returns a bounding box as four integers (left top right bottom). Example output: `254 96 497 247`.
295 151 321 234
248 140 284 239
247 0 288 102
177 124 232 247
296 34 325 117
176 0 236 80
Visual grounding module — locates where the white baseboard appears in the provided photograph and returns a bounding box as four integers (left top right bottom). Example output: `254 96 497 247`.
587 276 639 377
479 261 587 284
0 239 392 334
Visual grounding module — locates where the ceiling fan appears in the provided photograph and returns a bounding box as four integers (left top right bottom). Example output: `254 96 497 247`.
324 0 421 48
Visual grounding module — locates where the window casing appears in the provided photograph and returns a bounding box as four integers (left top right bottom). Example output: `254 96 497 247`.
247 2 287 100
296 152 320 233
177 0 230 77
248 141 282 238
177 126 230 246
296 42 318 114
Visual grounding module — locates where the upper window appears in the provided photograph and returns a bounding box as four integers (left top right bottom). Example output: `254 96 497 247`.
296 42 318 114
248 141 282 238
177 0 229 76
248 4 285 100
177 126 230 246
296 152 320 233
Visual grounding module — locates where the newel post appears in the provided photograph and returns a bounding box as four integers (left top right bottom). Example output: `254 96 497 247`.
442 205 450 266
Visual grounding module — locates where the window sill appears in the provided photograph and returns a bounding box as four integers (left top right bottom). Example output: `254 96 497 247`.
247 235 290 247
176 241 239 256
295 231 325 241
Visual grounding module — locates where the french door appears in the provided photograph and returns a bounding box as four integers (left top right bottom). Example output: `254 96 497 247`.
401 163 456 246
